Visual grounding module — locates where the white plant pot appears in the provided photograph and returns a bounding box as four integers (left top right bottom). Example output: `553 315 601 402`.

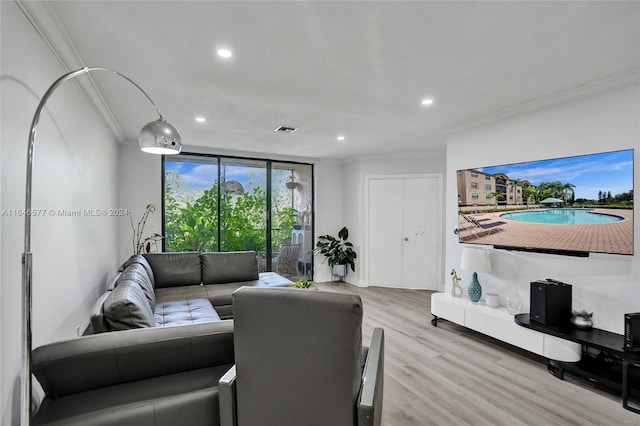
332 264 347 277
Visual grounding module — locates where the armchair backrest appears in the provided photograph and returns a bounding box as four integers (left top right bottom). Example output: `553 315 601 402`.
232 287 363 426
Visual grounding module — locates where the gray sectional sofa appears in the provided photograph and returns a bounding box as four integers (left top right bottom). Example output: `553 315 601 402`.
90 251 293 333
32 251 293 425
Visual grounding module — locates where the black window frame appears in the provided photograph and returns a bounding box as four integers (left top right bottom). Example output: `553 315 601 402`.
161 151 314 275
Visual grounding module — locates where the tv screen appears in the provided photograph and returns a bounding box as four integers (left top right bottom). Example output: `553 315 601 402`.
456 149 634 256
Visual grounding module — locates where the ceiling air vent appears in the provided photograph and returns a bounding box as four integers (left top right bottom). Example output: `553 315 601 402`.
274 126 298 134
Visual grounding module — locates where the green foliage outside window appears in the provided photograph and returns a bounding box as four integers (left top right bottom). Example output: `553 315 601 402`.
165 177 218 252
164 172 298 252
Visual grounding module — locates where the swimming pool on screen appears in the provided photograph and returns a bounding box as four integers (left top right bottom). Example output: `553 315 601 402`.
500 209 623 225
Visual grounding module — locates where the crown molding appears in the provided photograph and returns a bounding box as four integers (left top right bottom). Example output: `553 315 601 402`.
441 68 640 136
16 0 125 142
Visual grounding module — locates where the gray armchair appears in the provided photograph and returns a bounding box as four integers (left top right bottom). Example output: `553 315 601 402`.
219 287 384 426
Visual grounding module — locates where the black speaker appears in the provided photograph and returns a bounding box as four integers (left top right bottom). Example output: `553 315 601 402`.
530 279 572 325
625 313 640 351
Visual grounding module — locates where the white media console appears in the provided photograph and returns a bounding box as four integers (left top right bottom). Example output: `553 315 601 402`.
431 292 582 362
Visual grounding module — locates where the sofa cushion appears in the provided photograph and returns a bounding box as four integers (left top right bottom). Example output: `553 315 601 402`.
154 298 221 327
202 283 244 307
103 281 155 330
201 251 259 284
120 254 155 287
89 291 112 334
154 285 208 304
143 252 202 288
119 263 156 309
257 272 295 288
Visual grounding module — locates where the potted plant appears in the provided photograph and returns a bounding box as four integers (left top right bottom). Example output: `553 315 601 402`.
130 204 163 254
312 226 357 279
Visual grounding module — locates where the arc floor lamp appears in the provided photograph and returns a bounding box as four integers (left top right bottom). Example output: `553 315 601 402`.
21 67 182 425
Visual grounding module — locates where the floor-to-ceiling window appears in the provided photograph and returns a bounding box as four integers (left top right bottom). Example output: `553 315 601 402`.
163 153 313 279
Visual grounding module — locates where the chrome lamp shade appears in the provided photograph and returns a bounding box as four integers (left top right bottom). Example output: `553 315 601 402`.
139 119 182 154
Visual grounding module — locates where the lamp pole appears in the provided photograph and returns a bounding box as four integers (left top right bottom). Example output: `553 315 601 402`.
20 67 180 425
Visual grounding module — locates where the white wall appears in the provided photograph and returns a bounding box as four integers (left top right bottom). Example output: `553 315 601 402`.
0 3 121 424
445 84 640 334
341 151 446 286
117 143 163 261
309 160 343 283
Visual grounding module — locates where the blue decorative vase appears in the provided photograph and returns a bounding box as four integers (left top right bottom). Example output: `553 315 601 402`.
468 272 482 303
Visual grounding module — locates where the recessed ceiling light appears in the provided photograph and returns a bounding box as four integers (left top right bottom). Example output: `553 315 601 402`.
421 98 434 106
217 48 233 58
337 135 345 141
195 116 206 123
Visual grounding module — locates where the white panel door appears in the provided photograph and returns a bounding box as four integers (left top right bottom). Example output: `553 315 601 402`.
367 175 441 290
368 178 403 287
401 177 439 289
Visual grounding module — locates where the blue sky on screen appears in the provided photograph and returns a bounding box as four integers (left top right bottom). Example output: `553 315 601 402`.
477 150 633 200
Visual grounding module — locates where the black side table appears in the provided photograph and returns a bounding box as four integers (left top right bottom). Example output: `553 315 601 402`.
515 313 640 413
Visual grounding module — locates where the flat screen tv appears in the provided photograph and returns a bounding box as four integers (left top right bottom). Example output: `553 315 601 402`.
456 149 634 256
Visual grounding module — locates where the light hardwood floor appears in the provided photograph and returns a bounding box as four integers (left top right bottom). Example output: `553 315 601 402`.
313 282 639 426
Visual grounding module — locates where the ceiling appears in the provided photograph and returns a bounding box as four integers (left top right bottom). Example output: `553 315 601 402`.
29 1 640 160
